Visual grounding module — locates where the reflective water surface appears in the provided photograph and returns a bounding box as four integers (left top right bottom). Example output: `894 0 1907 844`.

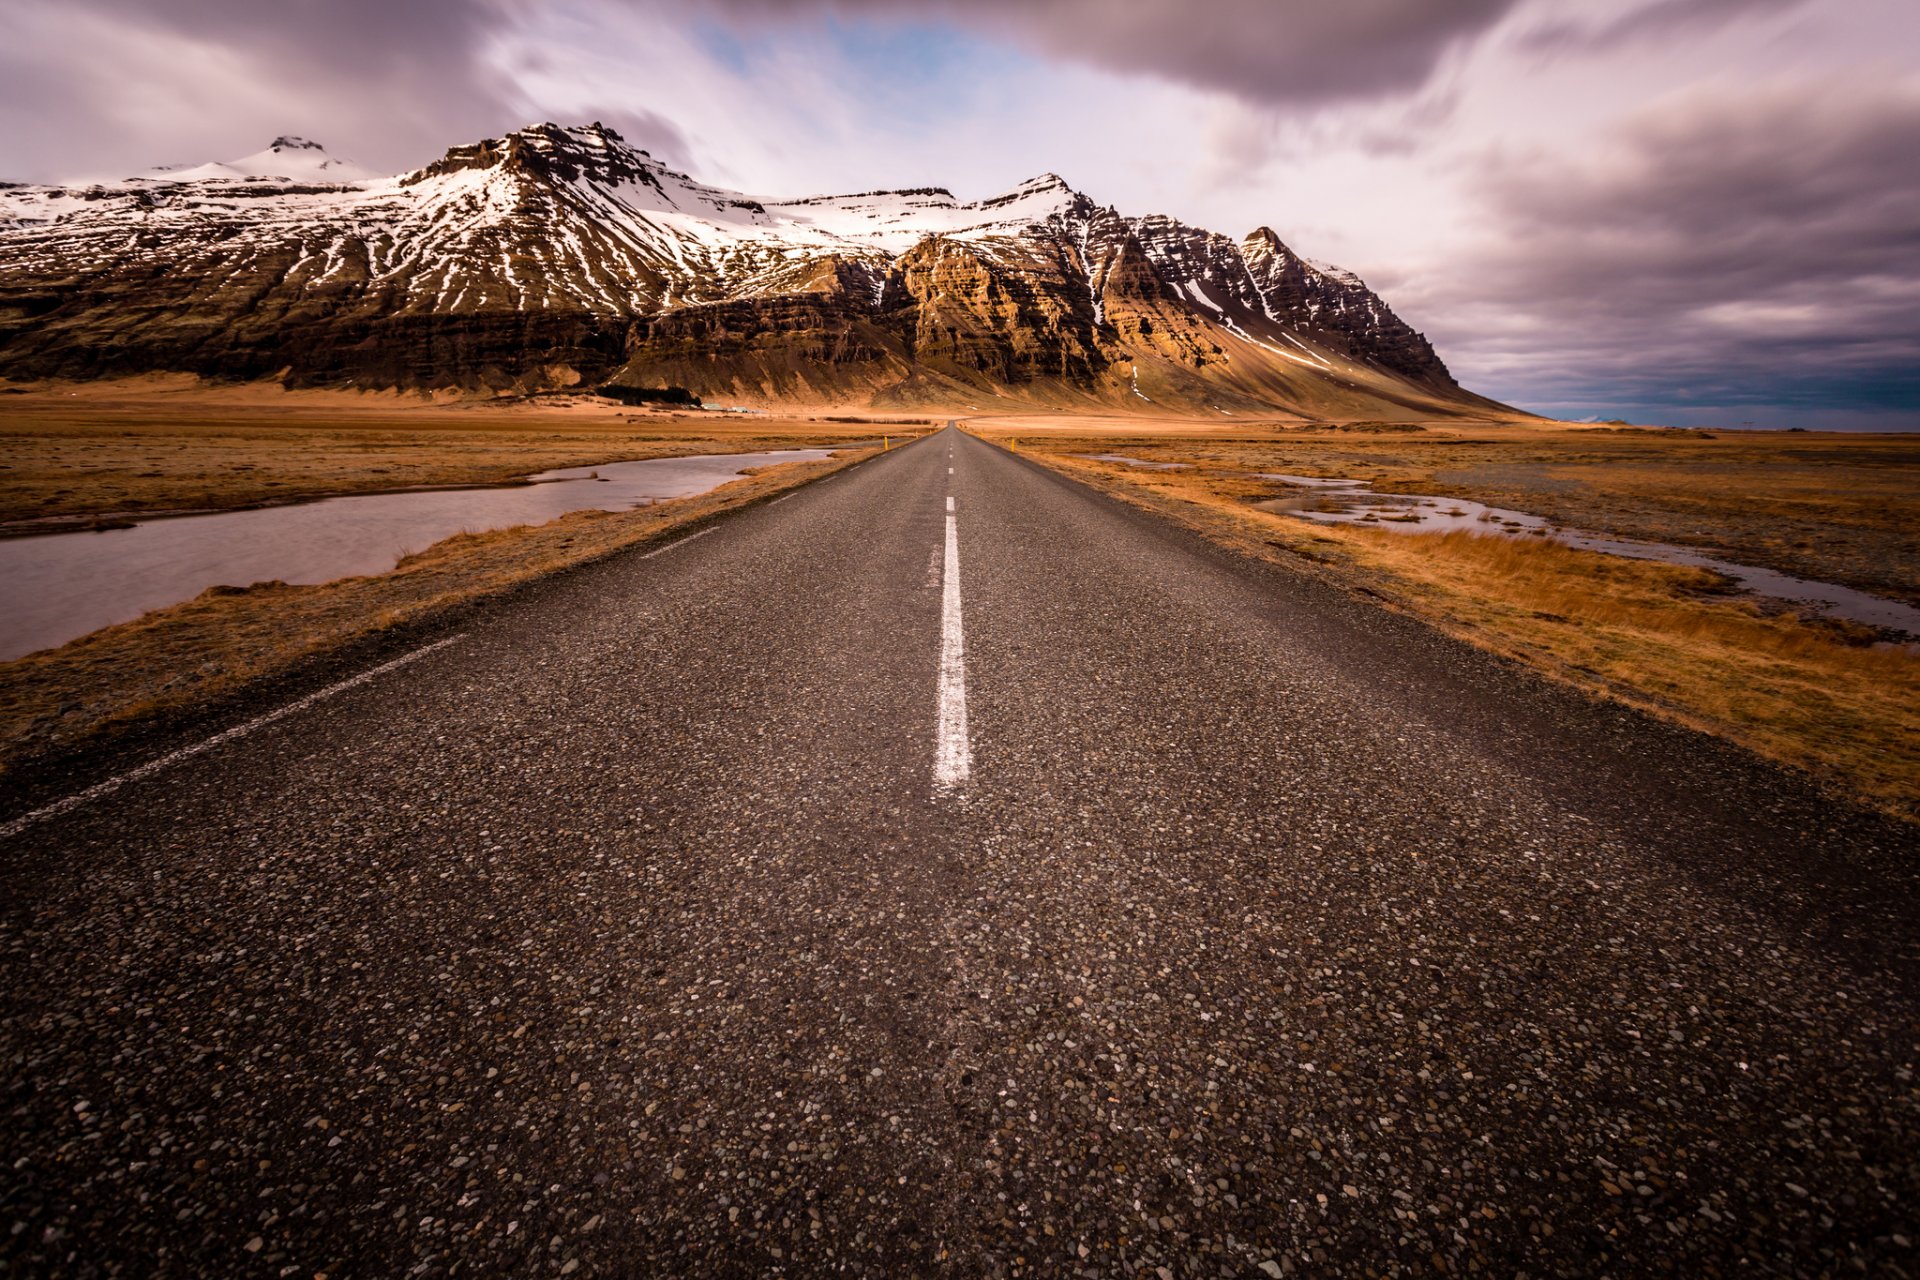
1077 454 1193 470
0 450 832 660
1260 473 1920 638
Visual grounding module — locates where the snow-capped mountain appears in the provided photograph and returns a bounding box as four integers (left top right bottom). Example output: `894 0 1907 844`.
0 122 1500 415
145 136 374 185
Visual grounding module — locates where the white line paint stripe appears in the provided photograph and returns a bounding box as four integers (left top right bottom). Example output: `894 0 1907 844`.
638 527 714 560
933 510 971 793
769 492 793 505
945 496 955 513
0 634 468 841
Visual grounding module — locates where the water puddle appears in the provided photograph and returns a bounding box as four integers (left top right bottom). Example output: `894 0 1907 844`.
1258 473 1367 490
1259 474 1920 639
0 450 832 660
1078 454 1192 470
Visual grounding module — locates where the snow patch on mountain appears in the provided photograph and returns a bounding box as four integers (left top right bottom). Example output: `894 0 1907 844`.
0 120 1464 402
147 137 373 185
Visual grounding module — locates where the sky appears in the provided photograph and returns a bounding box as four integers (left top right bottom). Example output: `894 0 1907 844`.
2 0 1916 427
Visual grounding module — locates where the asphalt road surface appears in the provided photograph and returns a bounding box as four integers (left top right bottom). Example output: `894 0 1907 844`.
4 426 1916 1277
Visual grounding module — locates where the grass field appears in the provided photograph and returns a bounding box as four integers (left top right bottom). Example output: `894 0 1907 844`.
978 414 1920 605
0 378 922 526
973 416 1920 817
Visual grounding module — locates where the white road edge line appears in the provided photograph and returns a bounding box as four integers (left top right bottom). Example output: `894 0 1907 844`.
0 634 468 841
639 527 714 560
933 507 971 794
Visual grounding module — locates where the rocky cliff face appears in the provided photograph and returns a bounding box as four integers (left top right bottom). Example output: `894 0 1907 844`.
0 122 1501 416
1237 228 1453 388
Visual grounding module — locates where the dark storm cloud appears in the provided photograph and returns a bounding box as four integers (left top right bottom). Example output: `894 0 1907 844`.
0 0 523 179
1519 0 1806 54
0 0 1535 182
1418 82 1920 425
76 0 512 79
697 0 1522 107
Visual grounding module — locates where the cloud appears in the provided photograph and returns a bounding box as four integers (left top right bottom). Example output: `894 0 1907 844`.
1518 0 1807 55
1411 79 1920 424
691 0 1521 108
0 0 522 180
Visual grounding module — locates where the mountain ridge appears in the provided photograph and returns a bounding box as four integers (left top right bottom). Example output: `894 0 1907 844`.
0 121 1512 418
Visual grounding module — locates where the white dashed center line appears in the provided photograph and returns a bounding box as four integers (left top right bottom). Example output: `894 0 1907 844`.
934 499 971 794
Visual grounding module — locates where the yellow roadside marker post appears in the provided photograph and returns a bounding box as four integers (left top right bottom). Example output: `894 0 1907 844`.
884 435 890 450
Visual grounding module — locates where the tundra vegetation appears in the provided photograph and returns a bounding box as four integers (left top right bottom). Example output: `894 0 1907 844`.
977 416 1920 817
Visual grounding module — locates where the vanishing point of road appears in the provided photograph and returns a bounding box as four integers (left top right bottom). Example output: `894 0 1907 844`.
4 427 1916 1277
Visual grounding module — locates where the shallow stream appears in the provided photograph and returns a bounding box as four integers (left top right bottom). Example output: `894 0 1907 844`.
0 449 831 660
1259 473 1920 638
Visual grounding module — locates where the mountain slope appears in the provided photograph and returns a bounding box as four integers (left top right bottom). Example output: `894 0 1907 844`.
0 122 1509 417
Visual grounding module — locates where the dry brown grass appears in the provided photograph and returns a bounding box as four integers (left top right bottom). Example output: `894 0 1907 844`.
1012 443 1920 818
0 380 906 525
0 447 873 775
975 420 1920 604
1347 529 1920 810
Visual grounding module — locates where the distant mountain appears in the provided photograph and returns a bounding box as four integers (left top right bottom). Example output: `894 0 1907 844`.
0 122 1510 417
143 136 375 186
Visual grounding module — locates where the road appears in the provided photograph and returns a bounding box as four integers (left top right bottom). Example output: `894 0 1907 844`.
3 425 1916 1277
